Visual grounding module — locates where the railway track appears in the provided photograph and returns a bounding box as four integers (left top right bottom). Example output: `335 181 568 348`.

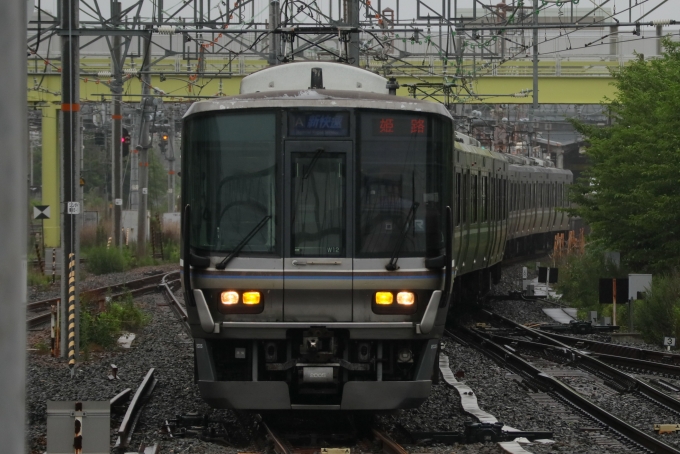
27 271 180 328
485 310 680 380
457 310 680 453
158 281 410 453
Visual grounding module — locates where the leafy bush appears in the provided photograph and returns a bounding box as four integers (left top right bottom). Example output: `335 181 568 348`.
555 242 628 315
85 246 127 275
634 274 680 345
80 292 150 350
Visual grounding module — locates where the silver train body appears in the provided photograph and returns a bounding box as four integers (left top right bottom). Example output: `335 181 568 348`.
180 62 572 410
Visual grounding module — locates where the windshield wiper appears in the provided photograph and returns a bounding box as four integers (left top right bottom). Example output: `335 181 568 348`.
215 215 272 269
385 202 420 271
302 148 325 180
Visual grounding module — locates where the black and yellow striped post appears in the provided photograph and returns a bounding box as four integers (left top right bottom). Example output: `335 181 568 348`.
67 252 76 376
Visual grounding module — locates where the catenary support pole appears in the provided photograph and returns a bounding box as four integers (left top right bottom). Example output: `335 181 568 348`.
167 108 176 213
268 1 280 65
112 1 123 247
60 0 81 362
137 29 153 257
348 0 360 66
0 0 27 449
532 0 539 110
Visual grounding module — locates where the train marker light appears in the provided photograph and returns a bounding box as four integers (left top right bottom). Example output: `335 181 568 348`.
375 292 393 305
242 291 261 305
397 292 415 305
221 291 239 305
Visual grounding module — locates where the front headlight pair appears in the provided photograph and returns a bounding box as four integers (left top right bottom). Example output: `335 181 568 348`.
375 291 415 306
221 290 261 305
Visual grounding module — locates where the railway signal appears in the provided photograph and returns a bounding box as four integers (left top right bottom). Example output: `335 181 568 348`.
122 128 131 157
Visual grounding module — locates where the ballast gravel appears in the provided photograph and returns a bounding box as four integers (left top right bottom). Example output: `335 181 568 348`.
26 262 660 453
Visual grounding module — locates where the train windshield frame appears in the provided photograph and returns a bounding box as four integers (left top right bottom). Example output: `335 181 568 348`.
356 111 449 258
183 108 450 258
183 110 280 255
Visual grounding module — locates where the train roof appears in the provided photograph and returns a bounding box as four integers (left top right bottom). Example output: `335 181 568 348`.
184 89 453 118
240 61 389 95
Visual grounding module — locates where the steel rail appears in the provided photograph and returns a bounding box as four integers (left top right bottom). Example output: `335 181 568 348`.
539 330 680 365
27 282 164 328
27 271 179 328
159 273 190 334
262 421 293 454
458 326 680 454
372 429 409 454
115 368 157 452
483 311 680 419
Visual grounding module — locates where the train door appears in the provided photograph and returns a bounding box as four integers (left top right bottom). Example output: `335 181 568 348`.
283 140 353 322
454 168 464 270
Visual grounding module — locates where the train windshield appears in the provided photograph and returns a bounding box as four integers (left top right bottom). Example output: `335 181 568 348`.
184 112 277 254
357 112 447 258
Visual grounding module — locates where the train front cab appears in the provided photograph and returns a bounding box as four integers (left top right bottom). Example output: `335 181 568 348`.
181 100 455 410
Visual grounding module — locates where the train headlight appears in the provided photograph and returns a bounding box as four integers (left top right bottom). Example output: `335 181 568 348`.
221 291 239 305
375 292 394 305
397 291 415 306
242 291 261 305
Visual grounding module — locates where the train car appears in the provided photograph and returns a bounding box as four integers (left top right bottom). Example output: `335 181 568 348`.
180 61 572 410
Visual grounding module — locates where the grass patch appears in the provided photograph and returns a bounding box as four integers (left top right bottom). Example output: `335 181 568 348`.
34 340 50 354
84 246 127 275
28 268 52 290
80 292 150 351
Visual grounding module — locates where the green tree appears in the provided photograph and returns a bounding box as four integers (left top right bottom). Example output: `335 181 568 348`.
570 37 680 272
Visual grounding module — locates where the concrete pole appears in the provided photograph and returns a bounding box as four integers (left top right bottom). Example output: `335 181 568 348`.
167 109 176 212
348 0 360 66
112 1 123 247
0 0 27 449
137 30 153 257
268 1 280 66
60 0 81 363
609 26 619 61
532 0 539 110
657 25 663 56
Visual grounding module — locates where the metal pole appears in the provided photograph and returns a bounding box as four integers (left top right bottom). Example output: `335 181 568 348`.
167 109 176 212
137 30 153 257
112 1 123 248
348 0 360 66
268 1 280 66
60 0 81 365
0 0 27 448
532 0 538 110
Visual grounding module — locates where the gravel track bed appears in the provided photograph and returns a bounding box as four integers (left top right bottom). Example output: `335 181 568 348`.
28 261 664 453
562 375 680 449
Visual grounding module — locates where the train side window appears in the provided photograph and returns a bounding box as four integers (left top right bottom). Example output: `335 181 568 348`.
471 173 478 223
500 179 504 219
462 172 468 224
456 173 462 226
482 175 488 222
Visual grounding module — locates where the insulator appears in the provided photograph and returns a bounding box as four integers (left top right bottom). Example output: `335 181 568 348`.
123 68 139 75
97 70 112 77
652 19 671 26
157 25 178 34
